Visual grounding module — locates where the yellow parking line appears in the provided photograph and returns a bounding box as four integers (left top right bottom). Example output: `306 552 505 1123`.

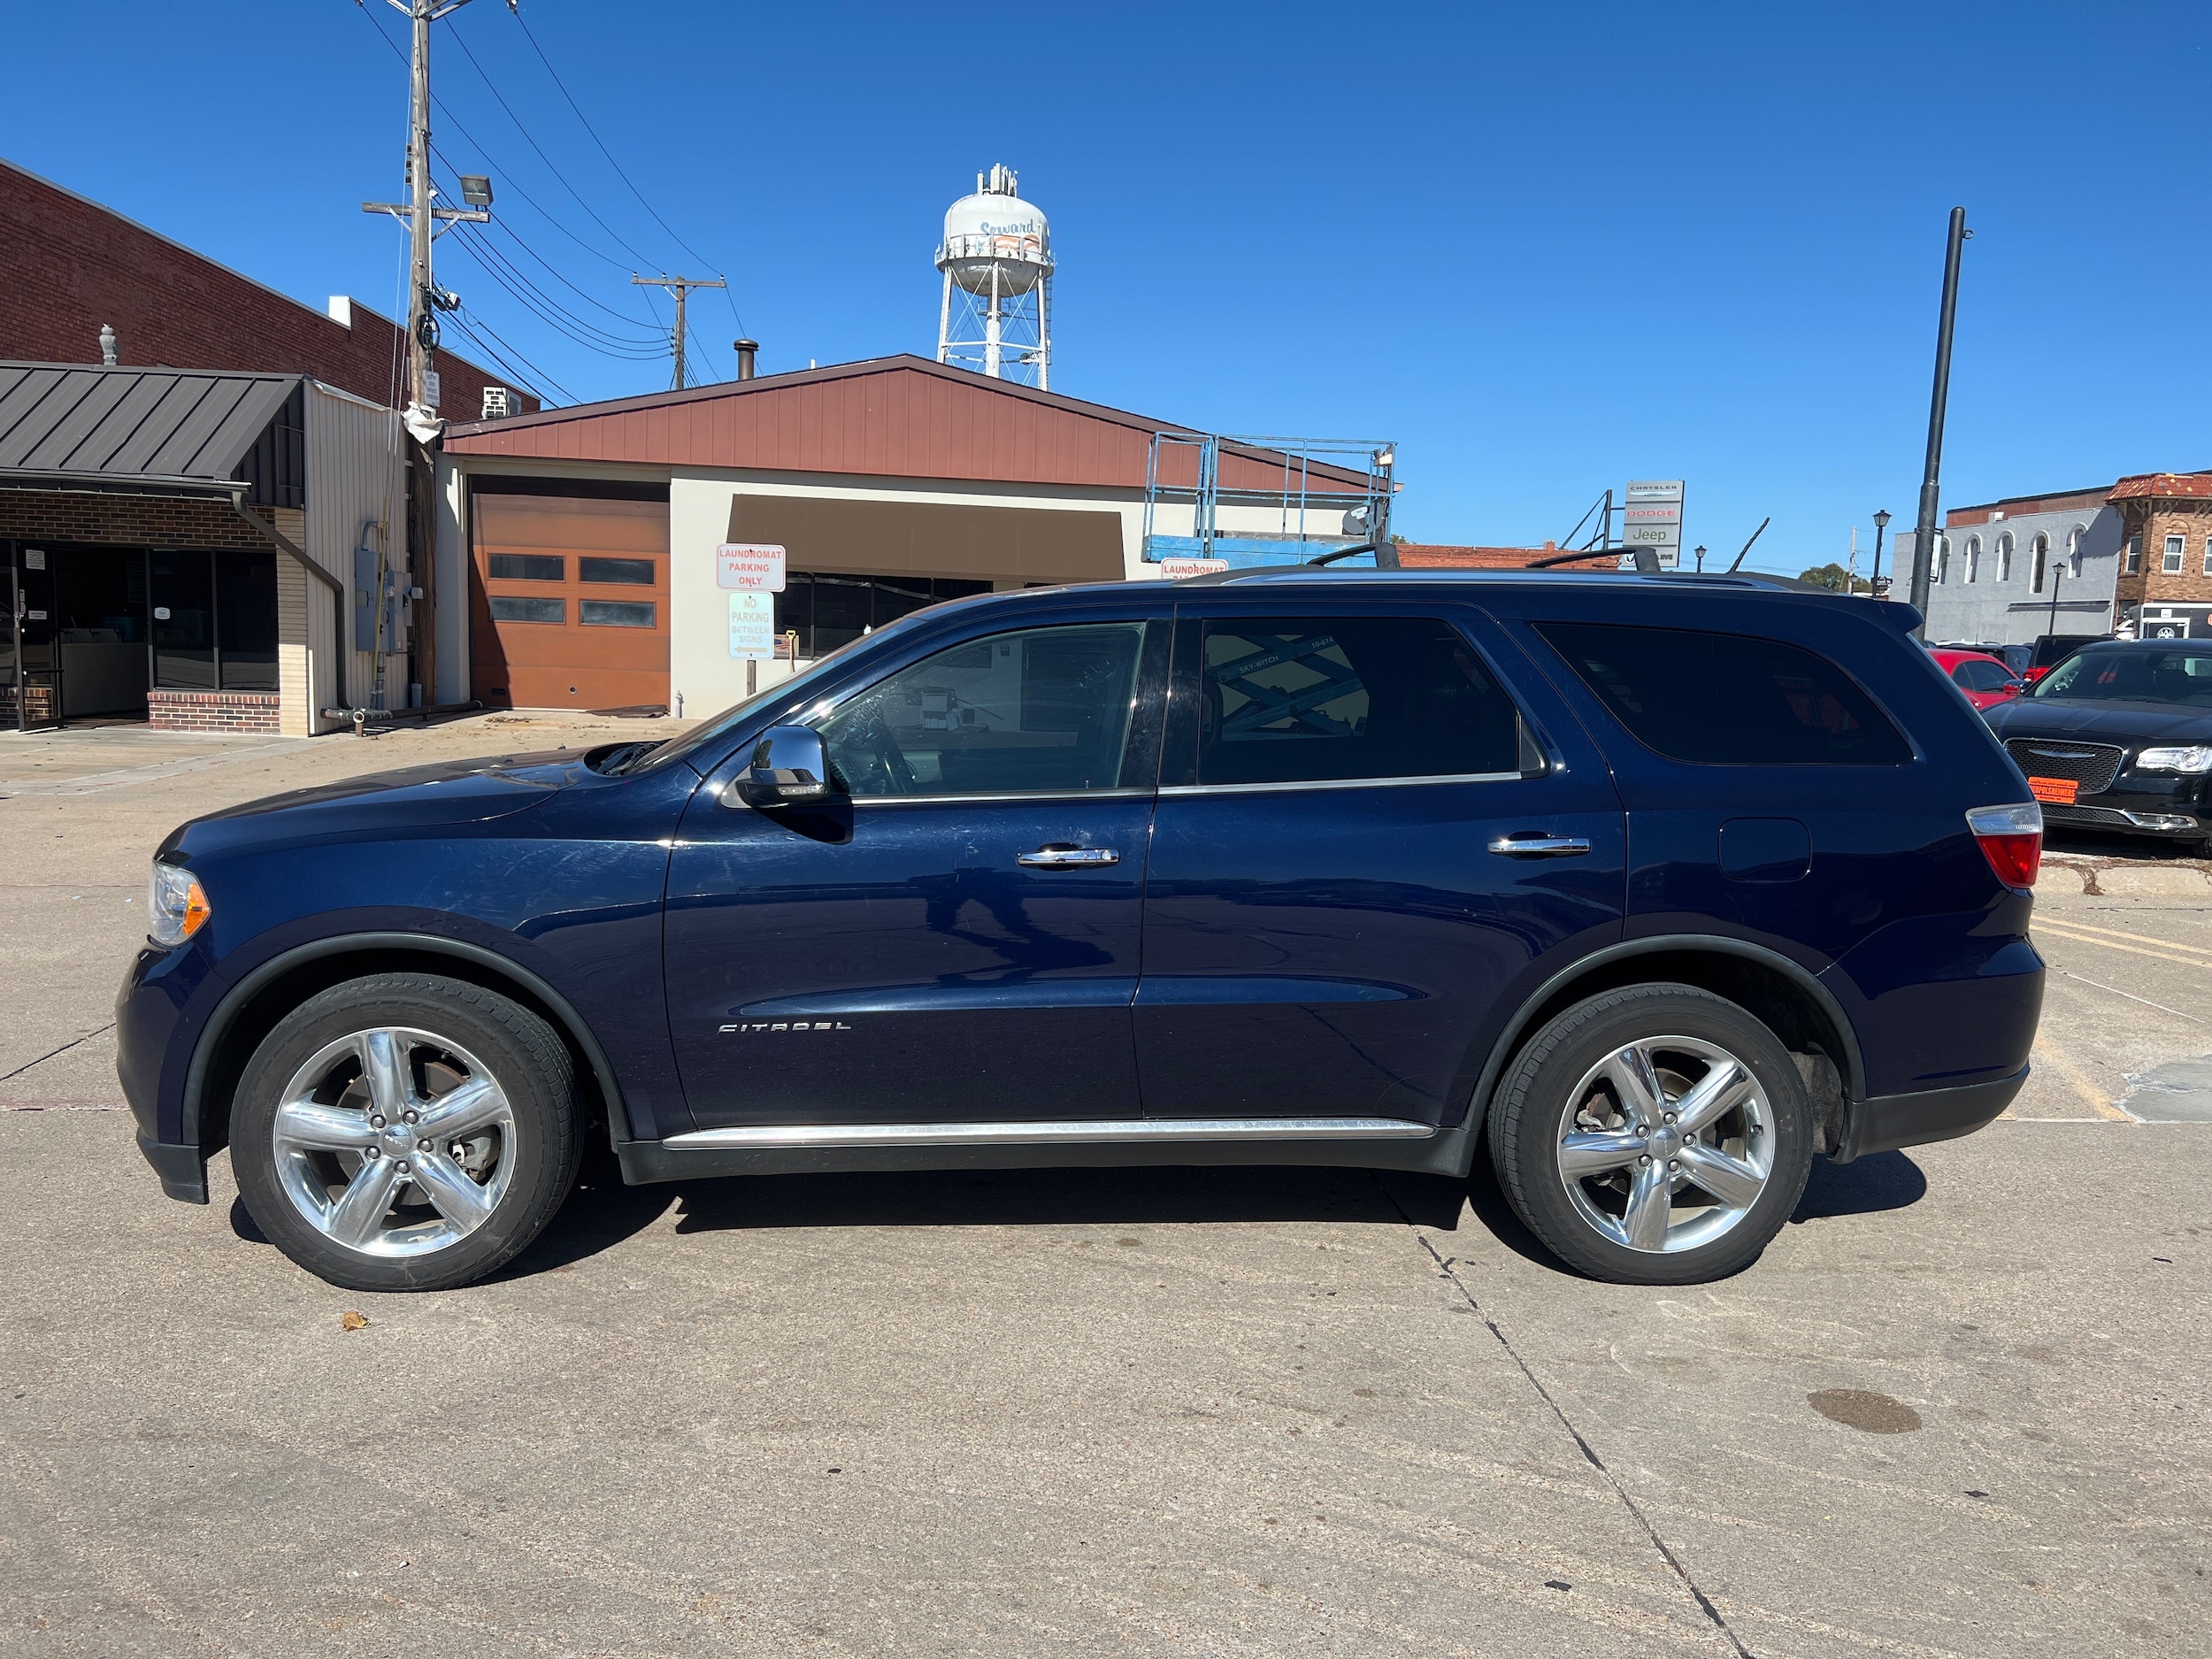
2035 915 2212 960
2033 923 2212 972
2027 1034 2130 1122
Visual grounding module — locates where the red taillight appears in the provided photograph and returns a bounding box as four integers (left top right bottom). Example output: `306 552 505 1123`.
1967 802 2042 888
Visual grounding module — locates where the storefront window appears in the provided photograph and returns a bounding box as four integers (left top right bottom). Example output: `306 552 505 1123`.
217 549 279 690
774 573 993 657
150 550 215 689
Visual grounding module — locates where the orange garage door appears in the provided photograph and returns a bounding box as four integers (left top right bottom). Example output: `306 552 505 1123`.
470 480 671 711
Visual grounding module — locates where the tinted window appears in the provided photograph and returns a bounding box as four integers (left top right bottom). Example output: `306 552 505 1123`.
579 557 654 586
580 600 655 628
1539 622 1911 765
817 623 1148 796
489 554 564 581
216 549 278 690
489 595 565 624
1194 618 1523 787
1955 659 2013 692
2034 645 2212 707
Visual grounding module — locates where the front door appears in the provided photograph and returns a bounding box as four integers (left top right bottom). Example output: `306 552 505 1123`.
1135 604 1627 1125
664 616 1167 1127
9 547 61 731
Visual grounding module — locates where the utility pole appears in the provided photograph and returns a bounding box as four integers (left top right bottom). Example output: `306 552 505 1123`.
359 0 495 713
361 0 493 415
634 274 726 389
1908 208 1970 634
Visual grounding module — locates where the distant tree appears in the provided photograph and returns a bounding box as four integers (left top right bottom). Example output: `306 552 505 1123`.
1799 563 1871 593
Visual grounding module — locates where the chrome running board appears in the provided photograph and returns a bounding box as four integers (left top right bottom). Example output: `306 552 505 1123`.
661 1117 1437 1150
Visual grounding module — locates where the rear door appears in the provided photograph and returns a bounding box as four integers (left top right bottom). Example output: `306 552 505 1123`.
1133 599 1626 1125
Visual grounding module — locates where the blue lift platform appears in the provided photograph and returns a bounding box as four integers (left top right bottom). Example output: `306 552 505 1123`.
1141 432 1397 569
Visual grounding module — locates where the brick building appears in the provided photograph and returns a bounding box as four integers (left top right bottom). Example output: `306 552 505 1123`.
2 157 531 733
0 158 532 420
2108 472 2212 639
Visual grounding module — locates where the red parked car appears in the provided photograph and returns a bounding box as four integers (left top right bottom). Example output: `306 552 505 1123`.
1931 648 2026 710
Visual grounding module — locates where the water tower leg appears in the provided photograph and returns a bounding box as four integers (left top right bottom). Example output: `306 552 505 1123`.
985 262 1003 379
1037 276 1050 391
937 271 954 365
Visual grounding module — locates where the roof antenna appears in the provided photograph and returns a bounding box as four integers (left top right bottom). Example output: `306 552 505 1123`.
1727 516 1771 572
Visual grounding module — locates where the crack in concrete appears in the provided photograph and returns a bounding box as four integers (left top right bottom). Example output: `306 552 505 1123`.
1378 1177 1755 1659
0 1023 114 1083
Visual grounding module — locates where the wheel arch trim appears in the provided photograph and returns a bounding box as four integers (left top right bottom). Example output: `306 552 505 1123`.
180 932 634 1155
1463 934 1866 1147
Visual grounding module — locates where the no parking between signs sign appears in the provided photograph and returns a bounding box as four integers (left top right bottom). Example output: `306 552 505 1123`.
718 543 785 660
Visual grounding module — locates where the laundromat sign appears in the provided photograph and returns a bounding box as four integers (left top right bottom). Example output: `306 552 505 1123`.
717 543 787 592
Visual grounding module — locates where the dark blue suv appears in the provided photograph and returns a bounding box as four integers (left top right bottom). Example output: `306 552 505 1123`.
119 571 2046 1290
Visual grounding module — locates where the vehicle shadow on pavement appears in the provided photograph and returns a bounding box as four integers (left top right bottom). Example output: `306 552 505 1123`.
659 1164 1473 1234
1788 1150 1927 1224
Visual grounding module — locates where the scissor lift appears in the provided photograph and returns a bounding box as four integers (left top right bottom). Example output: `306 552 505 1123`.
1141 432 1396 569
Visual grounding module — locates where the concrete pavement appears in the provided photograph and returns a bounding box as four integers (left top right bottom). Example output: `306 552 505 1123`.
2 718 2206 1657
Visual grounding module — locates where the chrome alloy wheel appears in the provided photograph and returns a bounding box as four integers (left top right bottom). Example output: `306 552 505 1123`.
1553 1034 1776 1255
269 1026 517 1258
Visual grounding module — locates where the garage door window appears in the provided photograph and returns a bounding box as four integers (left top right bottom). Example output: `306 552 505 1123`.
489 554 564 581
489 596 565 624
580 557 654 585
580 600 656 628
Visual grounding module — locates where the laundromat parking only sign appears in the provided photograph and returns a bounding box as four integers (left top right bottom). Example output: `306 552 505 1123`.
717 543 786 592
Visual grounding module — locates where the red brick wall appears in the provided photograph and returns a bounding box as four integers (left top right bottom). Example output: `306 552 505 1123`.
0 160 535 418
147 689 280 733
0 489 272 550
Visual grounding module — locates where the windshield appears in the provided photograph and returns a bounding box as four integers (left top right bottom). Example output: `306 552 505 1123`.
616 611 936 774
2032 644 2212 707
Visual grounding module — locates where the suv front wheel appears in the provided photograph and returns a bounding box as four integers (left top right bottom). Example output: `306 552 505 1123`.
230 972 584 1292
1487 984 1816 1284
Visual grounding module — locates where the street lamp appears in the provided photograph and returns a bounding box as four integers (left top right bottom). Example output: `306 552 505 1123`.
1693 544 1708 572
1871 509 1892 596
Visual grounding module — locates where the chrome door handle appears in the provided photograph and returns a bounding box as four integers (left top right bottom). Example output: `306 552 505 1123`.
1018 846 1120 868
1487 833 1591 857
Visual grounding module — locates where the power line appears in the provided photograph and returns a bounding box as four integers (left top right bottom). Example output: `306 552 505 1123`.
442 19 667 271
448 308 573 405
510 9 718 272
352 2 649 277
449 219 665 355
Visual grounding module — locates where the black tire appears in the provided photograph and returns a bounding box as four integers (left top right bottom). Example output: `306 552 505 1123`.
231 972 583 1292
1486 983 1815 1285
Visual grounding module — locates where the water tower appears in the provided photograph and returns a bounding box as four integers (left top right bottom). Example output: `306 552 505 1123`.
936 165 1053 388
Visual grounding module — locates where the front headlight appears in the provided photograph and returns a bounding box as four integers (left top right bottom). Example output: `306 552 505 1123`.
148 860 211 948
2135 746 2212 773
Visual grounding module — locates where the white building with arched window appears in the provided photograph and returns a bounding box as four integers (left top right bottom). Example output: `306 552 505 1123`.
1896 480 2124 648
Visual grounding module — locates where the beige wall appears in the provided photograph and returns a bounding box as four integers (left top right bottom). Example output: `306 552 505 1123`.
303 382 403 729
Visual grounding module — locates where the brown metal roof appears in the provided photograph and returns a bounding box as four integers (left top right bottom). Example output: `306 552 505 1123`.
442 355 1371 494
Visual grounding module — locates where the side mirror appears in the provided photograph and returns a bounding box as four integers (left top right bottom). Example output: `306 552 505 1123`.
727 725 843 809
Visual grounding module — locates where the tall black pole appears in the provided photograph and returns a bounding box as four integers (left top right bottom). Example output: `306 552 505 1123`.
1908 208 1969 634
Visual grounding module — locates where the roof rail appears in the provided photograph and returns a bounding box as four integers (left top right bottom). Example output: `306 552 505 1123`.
1164 565 1823 592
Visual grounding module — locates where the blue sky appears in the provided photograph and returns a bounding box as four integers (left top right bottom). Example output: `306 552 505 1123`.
4 2 2205 574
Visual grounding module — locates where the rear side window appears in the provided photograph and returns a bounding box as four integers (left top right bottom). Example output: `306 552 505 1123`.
1954 659 2013 692
1193 617 1525 786
1537 621 1911 765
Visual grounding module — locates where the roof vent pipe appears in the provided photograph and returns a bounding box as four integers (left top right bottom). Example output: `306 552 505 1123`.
734 339 758 381
98 323 118 366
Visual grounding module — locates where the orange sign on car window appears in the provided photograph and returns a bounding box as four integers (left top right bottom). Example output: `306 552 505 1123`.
2028 776 2079 804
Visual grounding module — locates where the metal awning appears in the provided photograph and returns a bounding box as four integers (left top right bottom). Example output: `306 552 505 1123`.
0 362 301 495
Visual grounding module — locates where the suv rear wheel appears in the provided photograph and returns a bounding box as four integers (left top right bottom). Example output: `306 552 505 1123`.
230 972 583 1292
1487 983 1815 1284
